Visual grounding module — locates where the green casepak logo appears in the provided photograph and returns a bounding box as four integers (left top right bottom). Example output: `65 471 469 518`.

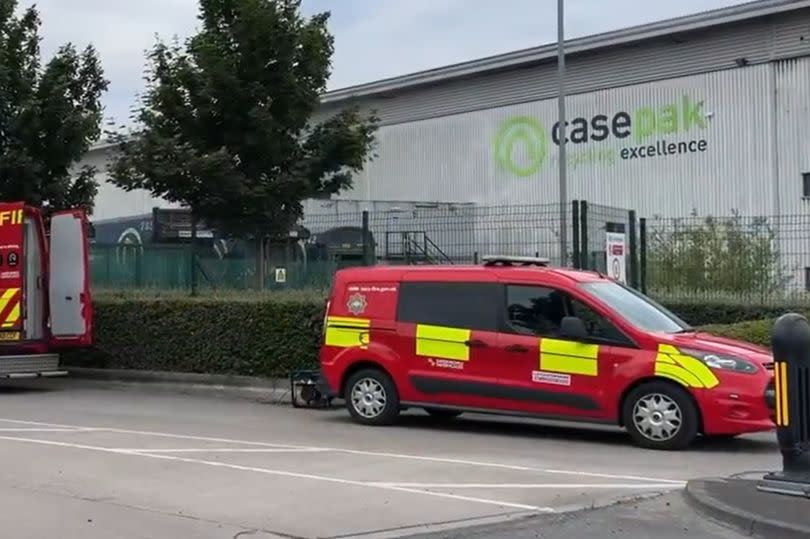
493 117 549 177
494 95 710 176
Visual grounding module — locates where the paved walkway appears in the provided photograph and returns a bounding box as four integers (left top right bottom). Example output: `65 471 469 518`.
0 379 780 538
686 475 810 539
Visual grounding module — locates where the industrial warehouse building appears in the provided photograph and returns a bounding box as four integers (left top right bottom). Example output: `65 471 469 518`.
80 0 810 286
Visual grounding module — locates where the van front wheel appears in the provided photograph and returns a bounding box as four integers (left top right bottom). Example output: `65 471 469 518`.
345 369 400 426
623 381 699 450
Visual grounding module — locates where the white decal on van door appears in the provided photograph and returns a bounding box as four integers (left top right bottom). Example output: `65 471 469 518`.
532 370 571 386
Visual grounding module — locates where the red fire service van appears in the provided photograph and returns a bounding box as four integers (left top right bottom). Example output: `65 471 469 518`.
319 256 776 450
0 202 92 378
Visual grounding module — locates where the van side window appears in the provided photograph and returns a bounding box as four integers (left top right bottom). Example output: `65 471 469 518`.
505 285 566 336
396 282 499 331
568 297 631 345
505 284 632 346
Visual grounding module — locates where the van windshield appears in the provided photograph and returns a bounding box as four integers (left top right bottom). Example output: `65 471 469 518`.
579 281 691 334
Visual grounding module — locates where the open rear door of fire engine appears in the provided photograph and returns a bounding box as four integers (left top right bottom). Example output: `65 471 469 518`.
49 210 92 347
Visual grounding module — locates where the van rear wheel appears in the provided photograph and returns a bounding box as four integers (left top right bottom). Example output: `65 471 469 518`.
345 369 400 426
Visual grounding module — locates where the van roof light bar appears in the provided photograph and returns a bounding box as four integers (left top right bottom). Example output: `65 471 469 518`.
482 255 551 267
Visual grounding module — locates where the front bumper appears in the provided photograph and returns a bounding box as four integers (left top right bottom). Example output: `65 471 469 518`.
764 378 776 419
699 376 776 435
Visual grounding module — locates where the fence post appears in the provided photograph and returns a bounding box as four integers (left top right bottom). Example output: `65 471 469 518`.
579 201 589 270
135 248 143 289
629 210 639 289
639 218 648 294
473 252 479 264
572 201 580 269
759 313 810 496
105 245 112 284
361 210 371 266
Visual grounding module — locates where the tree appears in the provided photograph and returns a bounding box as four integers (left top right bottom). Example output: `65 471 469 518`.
0 0 108 214
108 0 379 288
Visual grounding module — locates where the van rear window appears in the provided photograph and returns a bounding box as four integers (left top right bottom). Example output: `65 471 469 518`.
396 282 499 331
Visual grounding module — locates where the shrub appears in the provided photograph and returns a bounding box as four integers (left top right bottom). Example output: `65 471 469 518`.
700 318 776 349
647 211 793 300
64 295 325 377
663 301 798 327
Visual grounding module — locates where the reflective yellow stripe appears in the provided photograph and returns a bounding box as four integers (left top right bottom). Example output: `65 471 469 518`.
5 300 20 324
656 363 703 388
328 316 370 327
654 345 720 389
775 363 783 426
325 317 370 349
0 288 18 316
539 339 599 376
671 354 719 389
780 362 789 427
416 324 471 361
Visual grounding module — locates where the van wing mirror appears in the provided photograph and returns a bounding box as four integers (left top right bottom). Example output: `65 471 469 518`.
559 316 588 340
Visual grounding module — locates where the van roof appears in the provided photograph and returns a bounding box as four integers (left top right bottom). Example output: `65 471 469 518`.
333 263 609 286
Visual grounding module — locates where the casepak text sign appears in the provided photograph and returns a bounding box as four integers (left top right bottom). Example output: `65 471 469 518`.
494 95 710 176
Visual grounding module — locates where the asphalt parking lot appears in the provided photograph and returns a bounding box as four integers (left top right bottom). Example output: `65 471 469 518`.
0 380 778 538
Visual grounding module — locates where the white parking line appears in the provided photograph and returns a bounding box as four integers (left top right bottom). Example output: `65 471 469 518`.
0 417 685 485
332 449 686 485
0 434 551 513
119 448 330 453
0 428 95 432
369 482 686 489
0 418 307 449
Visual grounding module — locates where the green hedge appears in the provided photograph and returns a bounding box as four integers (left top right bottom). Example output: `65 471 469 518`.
701 318 775 349
662 302 799 327
64 295 324 377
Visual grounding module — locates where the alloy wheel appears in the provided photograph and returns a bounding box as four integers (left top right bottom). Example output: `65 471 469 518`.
350 377 387 419
632 393 683 442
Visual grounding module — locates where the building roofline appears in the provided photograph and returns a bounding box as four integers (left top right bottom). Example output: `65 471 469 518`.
321 0 810 104
88 0 807 153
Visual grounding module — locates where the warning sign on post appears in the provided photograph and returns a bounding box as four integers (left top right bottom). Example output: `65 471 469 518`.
606 232 627 284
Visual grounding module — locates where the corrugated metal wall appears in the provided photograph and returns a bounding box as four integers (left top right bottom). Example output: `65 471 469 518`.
775 58 810 215
341 61 791 218
81 10 810 229
316 9 810 127
772 58 810 287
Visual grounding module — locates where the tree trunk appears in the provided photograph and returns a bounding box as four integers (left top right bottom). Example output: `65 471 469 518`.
190 210 198 296
255 232 265 290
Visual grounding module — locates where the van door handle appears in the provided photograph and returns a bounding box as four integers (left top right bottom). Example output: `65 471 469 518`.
465 339 487 348
505 344 529 353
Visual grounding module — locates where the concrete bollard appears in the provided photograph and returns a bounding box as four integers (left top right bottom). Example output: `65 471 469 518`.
758 313 810 497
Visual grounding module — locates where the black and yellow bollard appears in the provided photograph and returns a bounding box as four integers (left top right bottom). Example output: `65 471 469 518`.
758 313 810 497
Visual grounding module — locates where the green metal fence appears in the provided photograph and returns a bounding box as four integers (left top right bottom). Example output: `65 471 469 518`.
90 205 810 306
641 213 810 305
90 243 338 292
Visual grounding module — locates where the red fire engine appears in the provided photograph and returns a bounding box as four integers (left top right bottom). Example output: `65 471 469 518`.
0 201 92 378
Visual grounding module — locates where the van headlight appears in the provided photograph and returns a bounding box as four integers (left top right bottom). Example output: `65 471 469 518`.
682 349 759 374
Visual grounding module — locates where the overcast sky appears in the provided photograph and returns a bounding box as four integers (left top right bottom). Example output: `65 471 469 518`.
29 0 751 125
